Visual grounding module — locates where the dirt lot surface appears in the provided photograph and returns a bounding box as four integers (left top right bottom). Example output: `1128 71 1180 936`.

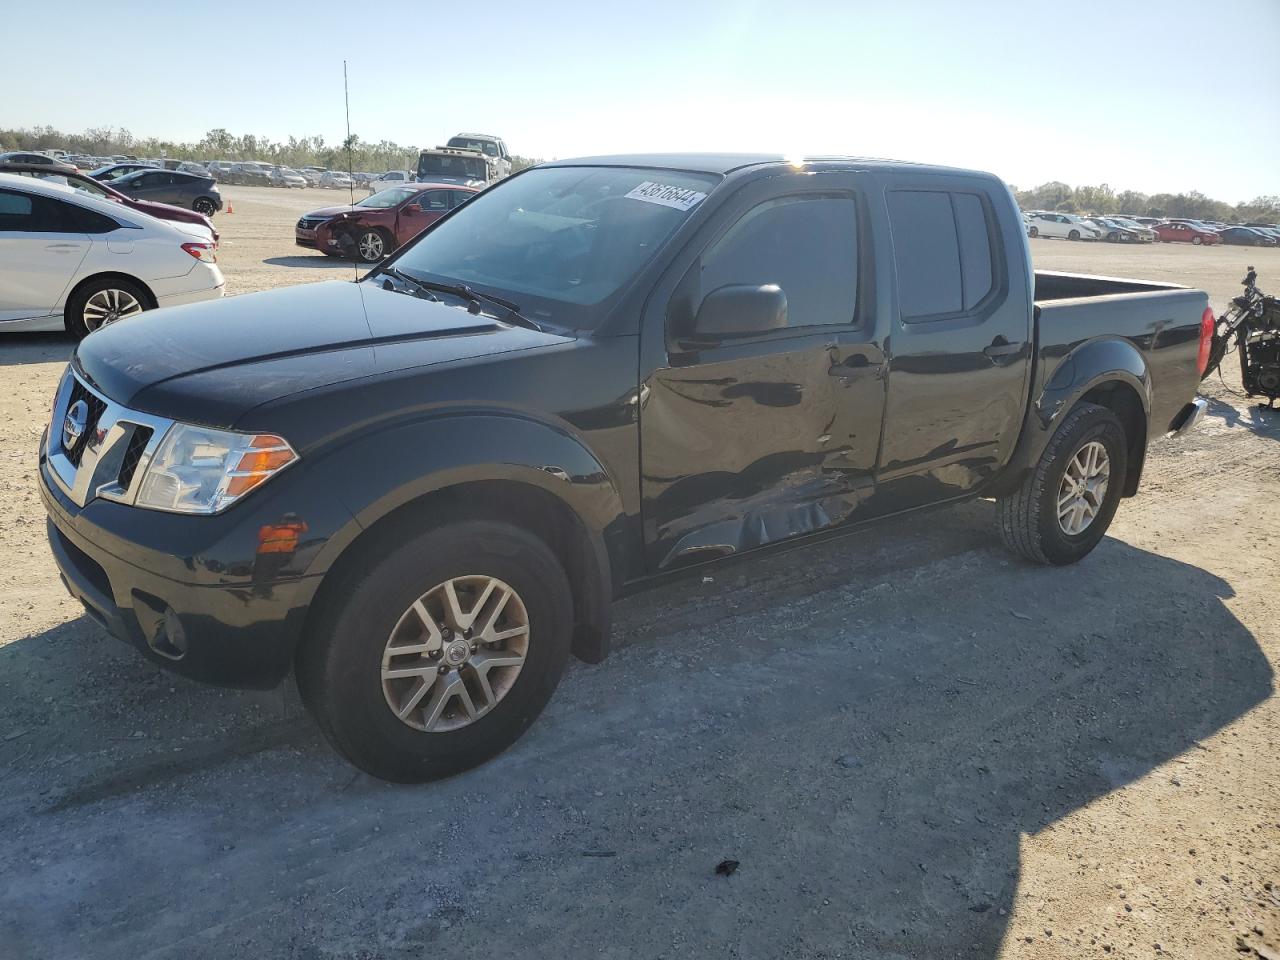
1 186 1277 960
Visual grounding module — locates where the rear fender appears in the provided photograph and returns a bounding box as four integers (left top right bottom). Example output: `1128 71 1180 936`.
992 338 1151 496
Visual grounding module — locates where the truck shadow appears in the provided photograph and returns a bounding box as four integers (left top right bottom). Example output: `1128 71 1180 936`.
0 503 1271 959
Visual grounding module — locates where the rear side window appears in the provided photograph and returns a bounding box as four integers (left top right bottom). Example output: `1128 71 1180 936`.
700 194 859 329
61 202 118 234
888 189 997 321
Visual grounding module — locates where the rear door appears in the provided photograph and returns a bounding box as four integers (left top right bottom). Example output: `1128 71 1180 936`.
0 188 91 323
873 177 1033 511
639 172 885 571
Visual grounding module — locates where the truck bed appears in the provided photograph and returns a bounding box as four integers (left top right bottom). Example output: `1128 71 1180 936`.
1031 270 1208 439
1034 269 1186 302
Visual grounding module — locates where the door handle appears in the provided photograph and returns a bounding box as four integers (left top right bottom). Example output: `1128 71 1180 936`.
828 353 871 376
45 243 81 251
983 338 1025 358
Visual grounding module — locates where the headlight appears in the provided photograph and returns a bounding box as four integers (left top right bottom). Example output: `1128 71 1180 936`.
135 423 298 515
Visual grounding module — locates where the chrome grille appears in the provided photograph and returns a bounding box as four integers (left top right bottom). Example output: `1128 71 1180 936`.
46 369 174 509
63 378 107 467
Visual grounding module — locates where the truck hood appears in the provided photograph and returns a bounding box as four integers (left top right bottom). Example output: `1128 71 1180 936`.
75 280 573 428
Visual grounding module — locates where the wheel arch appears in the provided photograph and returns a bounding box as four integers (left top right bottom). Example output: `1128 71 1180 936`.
296 413 628 667
61 271 158 329
991 337 1151 498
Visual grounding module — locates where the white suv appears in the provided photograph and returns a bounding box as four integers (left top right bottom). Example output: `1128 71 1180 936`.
0 173 224 338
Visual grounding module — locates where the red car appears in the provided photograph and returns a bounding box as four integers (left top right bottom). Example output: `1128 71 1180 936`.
295 182 478 262
1151 221 1221 245
0 163 219 243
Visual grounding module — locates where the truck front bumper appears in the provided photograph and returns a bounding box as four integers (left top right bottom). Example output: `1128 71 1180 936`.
40 457 321 690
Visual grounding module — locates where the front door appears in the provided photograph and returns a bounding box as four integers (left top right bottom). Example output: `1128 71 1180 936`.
639 175 885 572
396 189 451 245
0 188 90 323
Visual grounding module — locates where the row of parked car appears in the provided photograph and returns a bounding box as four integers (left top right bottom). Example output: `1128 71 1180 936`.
1023 209 1280 247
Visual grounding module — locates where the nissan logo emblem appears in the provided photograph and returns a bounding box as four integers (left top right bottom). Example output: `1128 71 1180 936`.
62 399 89 450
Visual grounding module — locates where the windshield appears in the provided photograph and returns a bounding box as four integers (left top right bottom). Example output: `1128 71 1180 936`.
448 137 499 158
358 186 418 208
418 154 487 180
382 166 718 329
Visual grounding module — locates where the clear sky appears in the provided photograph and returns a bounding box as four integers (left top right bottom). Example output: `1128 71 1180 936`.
8 0 1278 202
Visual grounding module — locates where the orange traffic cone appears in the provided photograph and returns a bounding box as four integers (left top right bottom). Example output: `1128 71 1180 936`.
226 202 234 214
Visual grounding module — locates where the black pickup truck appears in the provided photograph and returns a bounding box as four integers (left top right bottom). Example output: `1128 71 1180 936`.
40 154 1213 781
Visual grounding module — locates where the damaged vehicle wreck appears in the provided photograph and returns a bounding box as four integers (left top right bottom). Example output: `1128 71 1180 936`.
40 154 1212 781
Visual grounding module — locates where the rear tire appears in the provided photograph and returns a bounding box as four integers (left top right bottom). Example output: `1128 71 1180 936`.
997 402 1129 566
296 520 574 782
64 277 149 339
1028 226 1038 238
193 197 216 215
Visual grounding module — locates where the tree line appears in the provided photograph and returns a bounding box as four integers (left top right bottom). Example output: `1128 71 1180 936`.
1013 180 1279 224
4 125 1275 222
1 125 541 174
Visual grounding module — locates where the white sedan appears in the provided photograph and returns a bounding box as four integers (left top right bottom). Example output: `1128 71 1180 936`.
1026 212 1102 241
0 173 224 338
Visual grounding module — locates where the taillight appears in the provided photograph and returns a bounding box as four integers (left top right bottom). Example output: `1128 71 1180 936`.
1196 306 1215 375
181 242 216 264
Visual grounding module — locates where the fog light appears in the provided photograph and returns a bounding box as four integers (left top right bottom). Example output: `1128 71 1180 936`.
161 607 188 659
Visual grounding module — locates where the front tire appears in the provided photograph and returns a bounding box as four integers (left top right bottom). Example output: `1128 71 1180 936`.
355 228 391 262
1068 229 1081 241
1028 226 1038 238
997 402 1129 565
1192 235 1202 245
296 520 574 782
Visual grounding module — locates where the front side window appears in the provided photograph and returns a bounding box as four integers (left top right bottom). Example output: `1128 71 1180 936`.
699 195 858 330
418 190 451 211
0 189 35 230
386 166 719 328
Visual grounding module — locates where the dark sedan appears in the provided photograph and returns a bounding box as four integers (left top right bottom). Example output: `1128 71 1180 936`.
108 168 223 215
1216 226 1277 247
0 151 77 174
88 162 157 182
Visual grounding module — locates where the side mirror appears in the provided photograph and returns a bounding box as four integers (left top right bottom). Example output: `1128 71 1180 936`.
403 203 421 215
689 284 788 341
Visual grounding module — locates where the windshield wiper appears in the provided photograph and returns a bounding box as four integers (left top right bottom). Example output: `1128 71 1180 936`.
387 274 547 332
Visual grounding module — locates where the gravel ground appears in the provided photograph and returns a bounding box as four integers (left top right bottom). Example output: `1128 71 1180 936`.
0 186 1276 960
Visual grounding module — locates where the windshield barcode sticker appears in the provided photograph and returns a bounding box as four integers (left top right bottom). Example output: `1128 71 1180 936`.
624 181 707 212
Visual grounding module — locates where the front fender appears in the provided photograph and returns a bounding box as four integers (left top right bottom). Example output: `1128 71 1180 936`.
298 412 628 662
995 337 1151 493
307 411 625 568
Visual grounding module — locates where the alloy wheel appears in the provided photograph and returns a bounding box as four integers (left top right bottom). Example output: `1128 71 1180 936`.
358 231 385 261
1056 440 1110 536
83 288 143 332
380 575 530 733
